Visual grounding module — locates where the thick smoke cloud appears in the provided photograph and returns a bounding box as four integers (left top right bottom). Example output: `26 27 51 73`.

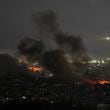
43 50 71 73
32 10 88 59
1 9 109 84
18 10 90 83
42 49 78 83
18 38 44 63
55 33 85 52
55 32 86 54
32 10 59 50
2 9 110 84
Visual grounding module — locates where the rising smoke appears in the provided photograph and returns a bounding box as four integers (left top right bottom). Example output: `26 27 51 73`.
55 32 89 62
32 10 59 50
31 10 88 61
34 11 89 61
0 10 109 84
17 10 90 83
0 9 109 83
18 38 44 63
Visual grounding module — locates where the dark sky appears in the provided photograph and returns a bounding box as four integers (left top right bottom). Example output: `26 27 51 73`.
0 0 110 59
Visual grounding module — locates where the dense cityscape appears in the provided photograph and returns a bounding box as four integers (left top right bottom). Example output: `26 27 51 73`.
0 53 110 109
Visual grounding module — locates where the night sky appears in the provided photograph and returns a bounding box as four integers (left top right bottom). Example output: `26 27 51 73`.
0 0 110 59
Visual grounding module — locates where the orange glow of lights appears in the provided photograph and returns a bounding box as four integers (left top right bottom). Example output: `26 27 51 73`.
97 80 110 85
85 79 110 85
28 65 44 72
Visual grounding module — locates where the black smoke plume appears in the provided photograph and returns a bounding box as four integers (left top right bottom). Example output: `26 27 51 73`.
55 32 86 52
32 10 59 50
18 38 44 63
42 49 77 83
18 10 90 83
32 10 89 61
55 32 89 63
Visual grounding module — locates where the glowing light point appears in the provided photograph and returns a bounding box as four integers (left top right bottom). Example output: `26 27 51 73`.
107 58 110 60
6 98 9 100
50 101 53 103
101 60 105 64
105 37 110 40
50 73 53 77
89 60 97 63
98 80 110 85
22 96 26 99
28 65 44 72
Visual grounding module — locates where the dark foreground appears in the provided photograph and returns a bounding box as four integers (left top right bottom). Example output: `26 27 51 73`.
1 73 110 109
0 103 110 110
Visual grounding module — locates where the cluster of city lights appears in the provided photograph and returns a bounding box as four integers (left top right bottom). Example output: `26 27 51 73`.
88 57 110 65
88 60 105 64
85 78 110 85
